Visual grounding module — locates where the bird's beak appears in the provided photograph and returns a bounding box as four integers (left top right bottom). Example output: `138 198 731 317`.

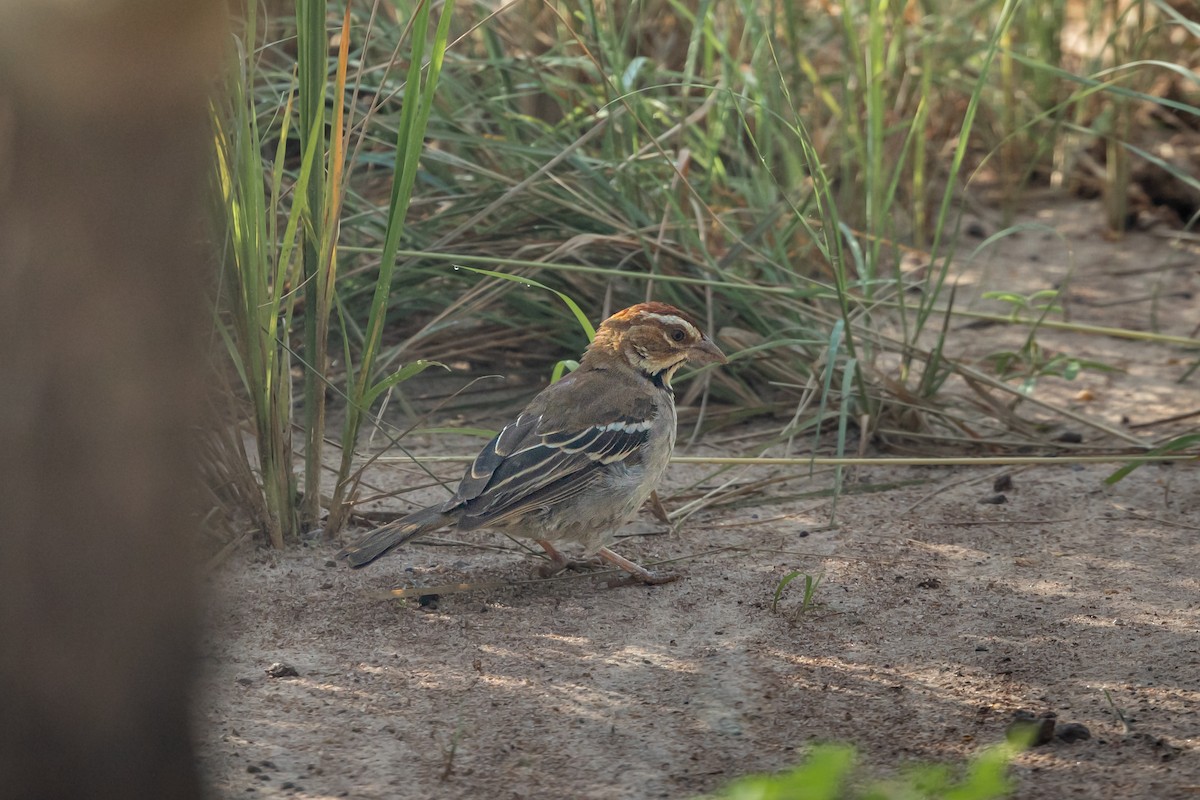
689 336 727 366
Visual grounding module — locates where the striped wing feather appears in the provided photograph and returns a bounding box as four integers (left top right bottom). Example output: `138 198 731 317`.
448 412 651 530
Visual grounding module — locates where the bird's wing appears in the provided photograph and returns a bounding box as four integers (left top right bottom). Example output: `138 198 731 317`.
447 377 657 530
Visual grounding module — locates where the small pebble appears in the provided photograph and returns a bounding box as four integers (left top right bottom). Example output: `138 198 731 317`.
266 662 299 678
1007 710 1056 746
1055 722 1092 743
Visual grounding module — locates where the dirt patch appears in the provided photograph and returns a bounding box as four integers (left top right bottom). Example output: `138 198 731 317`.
197 201 1199 799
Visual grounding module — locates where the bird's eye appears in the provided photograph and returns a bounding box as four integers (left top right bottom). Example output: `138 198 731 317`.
671 329 686 342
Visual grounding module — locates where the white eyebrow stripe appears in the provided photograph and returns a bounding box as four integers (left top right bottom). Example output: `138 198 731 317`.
638 312 697 333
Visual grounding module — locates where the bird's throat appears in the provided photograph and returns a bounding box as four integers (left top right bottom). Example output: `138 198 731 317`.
646 359 685 392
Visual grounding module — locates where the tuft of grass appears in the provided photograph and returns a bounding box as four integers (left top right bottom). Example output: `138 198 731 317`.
772 570 823 615
211 0 455 543
210 5 305 546
709 738 1025 800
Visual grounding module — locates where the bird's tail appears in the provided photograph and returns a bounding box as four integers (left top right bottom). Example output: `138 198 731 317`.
337 506 453 568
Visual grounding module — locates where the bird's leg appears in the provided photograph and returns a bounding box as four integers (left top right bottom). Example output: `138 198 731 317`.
596 547 679 586
535 540 569 577
535 540 603 578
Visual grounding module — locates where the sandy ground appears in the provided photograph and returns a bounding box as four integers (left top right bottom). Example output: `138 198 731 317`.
197 201 1199 799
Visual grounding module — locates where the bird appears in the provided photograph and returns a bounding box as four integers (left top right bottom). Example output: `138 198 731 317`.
338 302 727 585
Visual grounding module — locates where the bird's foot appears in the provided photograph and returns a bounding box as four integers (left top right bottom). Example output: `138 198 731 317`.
535 540 604 578
596 547 680 587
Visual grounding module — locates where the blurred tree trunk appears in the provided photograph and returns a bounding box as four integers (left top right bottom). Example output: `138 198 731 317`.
0 2 223 798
